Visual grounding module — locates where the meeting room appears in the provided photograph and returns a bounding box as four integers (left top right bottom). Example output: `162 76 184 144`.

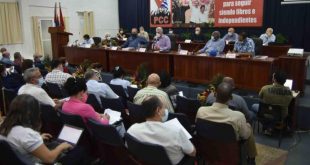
1 0 310 164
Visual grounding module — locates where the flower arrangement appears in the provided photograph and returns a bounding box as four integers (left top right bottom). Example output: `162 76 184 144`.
197 73 224 104
73 59 92 78
131 63 149 88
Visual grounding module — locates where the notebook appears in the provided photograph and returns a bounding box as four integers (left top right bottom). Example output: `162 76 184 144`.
284 79 293 90
104 109 122 124
57 124 83 146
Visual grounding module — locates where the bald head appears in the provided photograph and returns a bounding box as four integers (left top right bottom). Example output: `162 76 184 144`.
147 73 161 87
222 77 235 89
215 82 233 104
228 28 235 33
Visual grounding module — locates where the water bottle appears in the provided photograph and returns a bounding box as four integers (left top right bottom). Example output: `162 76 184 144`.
178 44 181 53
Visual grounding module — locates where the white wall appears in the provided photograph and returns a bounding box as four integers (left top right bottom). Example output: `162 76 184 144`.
0 0 119 59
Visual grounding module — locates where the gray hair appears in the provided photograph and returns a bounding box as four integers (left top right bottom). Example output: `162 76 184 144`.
156 27 163 33
84 69 96 81
23 68 39 82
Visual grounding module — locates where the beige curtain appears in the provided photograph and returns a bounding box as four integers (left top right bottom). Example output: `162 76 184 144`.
0 2 23 44
83 11 94 36
32 16 43 55
64 17 69 32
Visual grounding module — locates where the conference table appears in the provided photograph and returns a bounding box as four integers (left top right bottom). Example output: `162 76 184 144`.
64 46 306 92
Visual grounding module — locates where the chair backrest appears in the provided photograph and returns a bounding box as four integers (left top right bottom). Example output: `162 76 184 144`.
167 113 193 134
125 133 172 165
176 96 201 124
127 86 140 102
127 101 145 124
40 104 63 137
258 102 283 122
2 87 17 115
46 82 68 99
86 93 103 113
252 37 263 55
87 119 124 146
0 140 34 165
100 97 126 112
59 111 86 129
93 37 102 46
196 119 240 165
167 34 177 51
108 83 128 99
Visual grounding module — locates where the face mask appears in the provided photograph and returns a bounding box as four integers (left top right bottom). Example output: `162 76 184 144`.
228 32 233 36
169 31 173 34
37 77 44 87
132 33 137 38
161 109 169 122
195 31 200 35
120 31 123 34
211 36 215 40
65 62 69 67
156 33 161 38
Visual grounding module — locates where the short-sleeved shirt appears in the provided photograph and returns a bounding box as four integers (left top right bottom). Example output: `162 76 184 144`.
6 126 43 163
110 78 131 90
259 33 276 46
86 80 119 103
234 37 255 54
45 69 72 86
259 84 293 118
127 121 194 165
154 35 171 51
223 33 239 42
199 39 226 53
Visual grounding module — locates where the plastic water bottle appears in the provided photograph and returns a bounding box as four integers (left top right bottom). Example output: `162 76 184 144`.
178 44 181 53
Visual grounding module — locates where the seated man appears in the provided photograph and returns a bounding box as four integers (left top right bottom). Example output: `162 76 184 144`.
102 33 117 48
223 27 238 43
84 70 119 102
0 64 24 93
134 73 174 112
45 59 72 86
128 95 196 165
0 51 13 66
206 77 255 123
121 28 148 49
198 31 225 54
191 27 206 43
18 68 62 108
260 28 276 46
138 26 149 41
252 71 293 132
13 52 23 74
234 32 255 54
196 82 257 164
33 53 48 77
153 27 171 51
80 34 94 47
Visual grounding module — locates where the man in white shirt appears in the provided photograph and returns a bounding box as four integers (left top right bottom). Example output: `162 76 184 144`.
196 82 257 164
45 59 72 86
18 68 61 108
84 70 119 102
197 5 209 23
80 34 94 47
110 66 131 94
128 95 196 165
189 0 201 23
260 28 276 46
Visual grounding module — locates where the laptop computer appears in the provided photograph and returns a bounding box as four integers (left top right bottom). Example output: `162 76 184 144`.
284 79 293 90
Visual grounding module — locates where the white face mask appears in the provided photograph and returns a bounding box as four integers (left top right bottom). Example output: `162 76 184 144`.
228 32 233 36
37 77 44 87
156 33 161 38
195 31 200 35
169 31 173 34
211 36 215 40
161 109 169 122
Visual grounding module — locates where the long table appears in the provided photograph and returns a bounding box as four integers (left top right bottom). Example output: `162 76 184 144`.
65 46 306 92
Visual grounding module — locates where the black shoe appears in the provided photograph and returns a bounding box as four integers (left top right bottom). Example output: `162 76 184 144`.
247 157 256 165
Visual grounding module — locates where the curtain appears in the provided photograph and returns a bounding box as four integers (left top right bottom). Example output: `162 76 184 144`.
32 16 43 55
0 2 23 44
64 17 69 32
83 11 95 36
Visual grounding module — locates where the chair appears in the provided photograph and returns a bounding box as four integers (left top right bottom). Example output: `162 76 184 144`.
45 82 68 99
168 113 193 135
127 86 140 102
0 140 34 165
195 119 246 165
127 101 145 124
108 83 128 99
100 97 126 112
125 133 173 165
87 119 139 165
2 87 17 115
257 102 285 147
86 93 103 113
40 104 63 137
251 37 263 55
176 96 201 124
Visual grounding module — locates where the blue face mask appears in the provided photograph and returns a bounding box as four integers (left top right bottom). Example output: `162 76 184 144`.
37 77 44 87
161 109 169 122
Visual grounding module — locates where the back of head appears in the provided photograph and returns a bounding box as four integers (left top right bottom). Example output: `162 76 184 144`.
239 32 248 40
64 77 87 96
14 52 21 60
222 77 235 89
22 59 34 72
215 82 233 103
23 68 39 83
51 59 61 69
59 57 67 65
142 95 163 119
84 69 97 81
0 94 41 136
112 66 125 79
83 34 90 40
147 73 161 88
273 71 287 85
0 47 7 54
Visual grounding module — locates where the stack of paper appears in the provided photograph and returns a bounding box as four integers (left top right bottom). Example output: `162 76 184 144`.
104 109 122 124
164 118 192 139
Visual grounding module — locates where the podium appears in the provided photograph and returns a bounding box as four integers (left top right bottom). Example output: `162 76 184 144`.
48 27 72 59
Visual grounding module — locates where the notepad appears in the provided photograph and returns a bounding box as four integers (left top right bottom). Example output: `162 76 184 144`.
164 118 192 139
104 109 122 124
184 39 191 43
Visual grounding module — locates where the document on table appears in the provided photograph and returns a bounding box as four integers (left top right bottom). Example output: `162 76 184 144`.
164 118 192 139
104 109 122 124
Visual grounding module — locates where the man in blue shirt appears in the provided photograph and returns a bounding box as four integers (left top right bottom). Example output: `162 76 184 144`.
0 51 13 66
234 32 255 54
198 31 225 54
121 28 148 49
223 28 238 43
259 28 276 46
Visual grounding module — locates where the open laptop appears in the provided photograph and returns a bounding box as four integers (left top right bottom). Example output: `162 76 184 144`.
284 79 293 90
